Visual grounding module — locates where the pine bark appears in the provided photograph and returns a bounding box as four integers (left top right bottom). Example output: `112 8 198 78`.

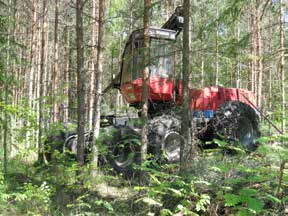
88 0 97 130
279 0 286 133
63 11 71 123
129 0 133 33
76 0 86 166
268 12 273 110
236 25 241 88
4 0 12 177
165 0 169 20
34 16 42 149
52 0 60 123
117 35 123 110
25 0 37 148
141 0 151 163
200 6 205 87
92 0 105 169
248 12 255 92
255 1 263 109
215 0 219 86
181 0 194 168
38 0 48 162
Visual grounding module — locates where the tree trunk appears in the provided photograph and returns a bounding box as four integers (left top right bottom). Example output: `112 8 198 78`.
215 0 219 86
3 0 12 177
63 12 71 123
52 0 60 123
35 15 42 149
38 0 48 162
141 0 151 163
165 0 169 20
181 0 195 169
25 0 37 148
92 0 105 170
200 5 205 88
76 0 86 166
88 0 98 130
279 0 286 133
117 35 123 110
268 12 273 111
255 1 263 110
236 25 241 88
248 12 255 92
130 0 133 34
10 1 18 157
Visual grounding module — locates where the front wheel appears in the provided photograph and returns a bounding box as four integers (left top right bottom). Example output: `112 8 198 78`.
103 126 141 176
148 114 183 163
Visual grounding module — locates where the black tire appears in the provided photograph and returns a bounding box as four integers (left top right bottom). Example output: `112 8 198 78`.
211 101 260 151
63 131 93 163
104 125 141 176
148 114 183 163
44 130 66 162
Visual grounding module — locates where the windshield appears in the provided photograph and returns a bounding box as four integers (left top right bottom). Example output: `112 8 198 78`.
121 37 175 84
150 39 175 79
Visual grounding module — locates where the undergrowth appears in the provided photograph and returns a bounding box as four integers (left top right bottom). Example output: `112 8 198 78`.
0 133 287 215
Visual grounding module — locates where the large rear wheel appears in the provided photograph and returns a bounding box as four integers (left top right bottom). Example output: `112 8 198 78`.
211 101 260 151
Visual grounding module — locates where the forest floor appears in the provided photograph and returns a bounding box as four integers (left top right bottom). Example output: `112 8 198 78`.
1 128 288 215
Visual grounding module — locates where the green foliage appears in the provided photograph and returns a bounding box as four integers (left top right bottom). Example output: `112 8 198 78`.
1 0 288 215
1 125 288 215
14 181 53 214
129 129 288 215
224 189 264 214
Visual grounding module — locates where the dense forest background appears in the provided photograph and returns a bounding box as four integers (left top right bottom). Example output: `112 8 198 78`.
0 0 288 215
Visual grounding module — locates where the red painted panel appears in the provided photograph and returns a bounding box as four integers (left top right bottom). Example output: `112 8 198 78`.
189 86 257 111
237 88 256 108
120 77 174 104
120 79 257 112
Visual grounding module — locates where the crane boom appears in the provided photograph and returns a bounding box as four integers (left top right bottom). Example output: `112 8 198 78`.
161 6 183 34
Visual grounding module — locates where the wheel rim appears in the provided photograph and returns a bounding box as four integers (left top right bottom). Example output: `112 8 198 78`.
162 132 183 162
112 140 136 168
235 117 255 150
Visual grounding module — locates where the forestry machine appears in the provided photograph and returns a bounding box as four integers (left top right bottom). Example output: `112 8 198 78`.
102 6 260 174
44 7 260 174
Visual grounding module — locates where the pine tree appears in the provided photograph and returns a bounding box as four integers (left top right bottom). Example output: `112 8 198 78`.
38 0 48 162
92 0 105 169
279 0 286 133
76 0 86 166
141 0 151 163
52 0 60 123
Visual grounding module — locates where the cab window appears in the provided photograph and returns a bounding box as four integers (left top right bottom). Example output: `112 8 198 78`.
121 43 132 83
150 39 174 79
